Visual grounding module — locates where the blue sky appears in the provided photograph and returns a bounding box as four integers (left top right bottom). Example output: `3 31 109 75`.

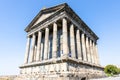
0 0 120 75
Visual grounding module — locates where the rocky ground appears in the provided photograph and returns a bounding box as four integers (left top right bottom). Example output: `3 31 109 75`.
90 76 120 80
0 75 120 80
0 75 16 80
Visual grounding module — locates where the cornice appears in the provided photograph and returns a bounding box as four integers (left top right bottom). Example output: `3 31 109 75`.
19 57 103 69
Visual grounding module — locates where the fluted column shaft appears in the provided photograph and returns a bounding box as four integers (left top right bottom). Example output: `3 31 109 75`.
76 29 82 60
36 31 42 61
86 37 91 62
81 33 87 61
95 44 99 65
52 22 57 58
40 42 44 61
30 34 36 62
24 36 31 64
62 18 69 57
90 40 94 63
92 42 96 64
70 24 76 58
88 39 92 63
44 28 49 60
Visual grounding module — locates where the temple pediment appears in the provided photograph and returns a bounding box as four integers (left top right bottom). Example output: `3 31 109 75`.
25 3 67 32
33 12 55 26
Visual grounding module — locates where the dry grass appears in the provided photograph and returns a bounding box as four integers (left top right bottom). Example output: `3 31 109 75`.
0 76 16 80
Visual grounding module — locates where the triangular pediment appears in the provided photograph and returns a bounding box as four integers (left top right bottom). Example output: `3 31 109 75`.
33 11 55 26
25 3 67 32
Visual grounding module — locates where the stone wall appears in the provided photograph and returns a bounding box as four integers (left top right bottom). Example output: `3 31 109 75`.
20 62 67 75
20 61 105 79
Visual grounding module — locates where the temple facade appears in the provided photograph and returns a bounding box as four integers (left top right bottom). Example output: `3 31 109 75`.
19 3 104 80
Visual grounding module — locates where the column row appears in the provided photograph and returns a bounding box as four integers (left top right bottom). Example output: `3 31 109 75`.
69 24 99 65
24 18 99 65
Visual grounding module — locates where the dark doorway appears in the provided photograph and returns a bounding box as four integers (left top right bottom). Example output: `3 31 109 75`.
81 77 86 80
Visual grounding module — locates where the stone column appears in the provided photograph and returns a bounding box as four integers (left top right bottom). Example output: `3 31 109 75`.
90 39 94 63
44 27 49 60
24 36 31 64
81 33 87 61
88 39 92 63
52 22 57 58
70 24 76 58
29 34 36 62
62 18 69 57
86 37 91 62
92 42 96 64
40 42 44 61
36 31 42 61
76 29 82 60
95 44 99 65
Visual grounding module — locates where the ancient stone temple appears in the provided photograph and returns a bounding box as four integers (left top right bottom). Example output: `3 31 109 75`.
19 3 104 80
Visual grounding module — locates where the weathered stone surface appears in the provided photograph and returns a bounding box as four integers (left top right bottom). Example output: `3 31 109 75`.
19 3 105 80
